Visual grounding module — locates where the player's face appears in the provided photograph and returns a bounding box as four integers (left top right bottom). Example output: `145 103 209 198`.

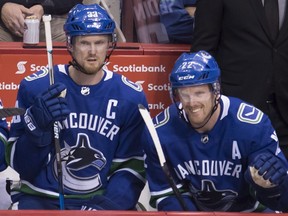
178 85 215 128
72 35 109 75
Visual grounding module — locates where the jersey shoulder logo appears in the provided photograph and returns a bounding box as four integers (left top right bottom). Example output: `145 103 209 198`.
121 76 143 92
237 103 263 124
155 107 170 128
24 67 48 81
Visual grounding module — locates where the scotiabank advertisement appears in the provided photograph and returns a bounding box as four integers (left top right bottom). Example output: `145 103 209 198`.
0 43 187 125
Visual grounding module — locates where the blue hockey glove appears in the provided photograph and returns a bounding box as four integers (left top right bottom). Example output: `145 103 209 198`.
24 83 70 132
246 153 288 188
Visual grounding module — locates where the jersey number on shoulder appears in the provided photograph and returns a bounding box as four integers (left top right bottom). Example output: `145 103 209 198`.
237 103 263 124
121 76 143 92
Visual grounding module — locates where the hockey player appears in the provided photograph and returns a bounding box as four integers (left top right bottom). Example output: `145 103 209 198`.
143 51 288 212
7 4 148 210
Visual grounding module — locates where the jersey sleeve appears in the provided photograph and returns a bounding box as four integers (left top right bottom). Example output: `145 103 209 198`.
7 78 53 181
246 114 288 211
159 0 196 44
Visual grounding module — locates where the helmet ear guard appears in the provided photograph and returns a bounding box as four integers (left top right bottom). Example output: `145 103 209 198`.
112 32 117 43
212 81 221 96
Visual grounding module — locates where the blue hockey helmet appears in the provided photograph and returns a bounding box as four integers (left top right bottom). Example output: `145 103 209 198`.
64 4 116 43
170 51 221 95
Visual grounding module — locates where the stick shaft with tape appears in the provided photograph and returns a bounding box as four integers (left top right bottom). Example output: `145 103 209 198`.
43 14 65 210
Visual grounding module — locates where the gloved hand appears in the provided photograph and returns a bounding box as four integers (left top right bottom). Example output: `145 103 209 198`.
245 153 288 188
24 83 70 133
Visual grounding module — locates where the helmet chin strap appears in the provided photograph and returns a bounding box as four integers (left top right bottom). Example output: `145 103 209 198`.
69 58 91 75
178 96 220 130
105 39 117 62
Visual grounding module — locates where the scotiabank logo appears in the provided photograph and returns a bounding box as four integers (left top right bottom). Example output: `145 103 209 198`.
135 81 170 92
148 102 165 110
147 83 170 91
0 82 19 90
113 64 166 73
16 61 27 74
30 64 48 72
16 61 48 74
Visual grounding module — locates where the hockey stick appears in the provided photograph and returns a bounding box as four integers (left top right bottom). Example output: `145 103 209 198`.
138 104 188 211
43 14 65 210
0 108 25 118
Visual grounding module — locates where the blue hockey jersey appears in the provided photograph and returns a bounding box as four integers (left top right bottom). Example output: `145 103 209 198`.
144 95 288 211
7 64 148 210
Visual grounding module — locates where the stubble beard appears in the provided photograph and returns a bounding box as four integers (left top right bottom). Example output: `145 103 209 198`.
81 62 105 76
